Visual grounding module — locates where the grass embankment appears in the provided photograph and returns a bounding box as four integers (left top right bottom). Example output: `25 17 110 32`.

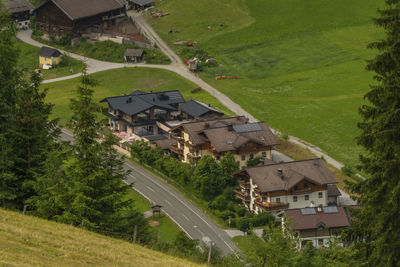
0 209 202 267
34 36 170 64
43 68 233 125
16 40 84 80
149 0 384 168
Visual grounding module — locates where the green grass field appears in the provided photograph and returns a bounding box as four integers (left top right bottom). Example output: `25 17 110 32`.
148 0 384 167
16 40 84 80
43 68 232 125
0 209 202 267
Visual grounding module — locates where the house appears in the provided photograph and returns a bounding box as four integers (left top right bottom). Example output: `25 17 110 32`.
101 90 186 142
233 159 338 213
2 0 33 29
178 100 224 120
38 46 62 68
131 0 153 10
34 0 126 36
283 206 350 248
169 117 279 166
124 48 145 63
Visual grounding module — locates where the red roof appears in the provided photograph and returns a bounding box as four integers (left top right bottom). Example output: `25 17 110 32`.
284 206 350 230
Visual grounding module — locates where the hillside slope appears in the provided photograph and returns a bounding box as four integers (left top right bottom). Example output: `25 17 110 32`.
0 209 202 267
149 0 383 167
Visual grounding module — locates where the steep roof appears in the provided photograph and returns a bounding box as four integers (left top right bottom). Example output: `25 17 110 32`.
101 90 185 117
3 0 33 13
244 159 337 192
38 0 124 20
179 100 224 118
203 122 279 152
124 49 145 57
38 46 61 57
284 206 350 230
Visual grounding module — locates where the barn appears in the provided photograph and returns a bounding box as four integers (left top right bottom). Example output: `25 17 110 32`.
34 0 126 36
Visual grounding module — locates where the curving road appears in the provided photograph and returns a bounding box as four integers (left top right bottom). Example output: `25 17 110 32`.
59 128 239 255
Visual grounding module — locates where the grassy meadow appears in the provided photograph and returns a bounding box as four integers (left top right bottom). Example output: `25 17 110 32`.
16 40 85 80
0 209 202 267
43 67 233 125
149 0 384 167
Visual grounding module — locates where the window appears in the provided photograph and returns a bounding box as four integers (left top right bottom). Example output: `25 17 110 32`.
305 195 309 200
250 154 254 160
241 155 246 161
276 198 280 203
293 196 297 202
318 192 323 198
262 151 267 158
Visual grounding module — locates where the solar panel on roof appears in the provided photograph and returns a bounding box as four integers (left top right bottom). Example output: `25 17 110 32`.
232 123 262 133
300 208 317 215
322 206 338 213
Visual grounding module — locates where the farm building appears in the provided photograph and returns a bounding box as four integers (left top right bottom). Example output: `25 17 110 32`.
131 0 153 10
34 0 126 36
2 0 33 30
38 46 62 68
124 48 146 63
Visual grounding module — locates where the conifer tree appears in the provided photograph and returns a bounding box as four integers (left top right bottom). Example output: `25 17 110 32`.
13 73 59 209
0 7 20 208
347 1 400 265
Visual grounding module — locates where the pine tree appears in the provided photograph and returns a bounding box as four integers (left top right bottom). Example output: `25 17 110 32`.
0 7 20 208
346 1 400 265
13 73 59 209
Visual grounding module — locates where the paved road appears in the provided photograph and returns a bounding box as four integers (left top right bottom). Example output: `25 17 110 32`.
60 129 239 255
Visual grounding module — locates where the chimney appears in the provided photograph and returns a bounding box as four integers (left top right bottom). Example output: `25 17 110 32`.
317 205 322 212
153 97 155 102
277 168 283 177
128 96 132 103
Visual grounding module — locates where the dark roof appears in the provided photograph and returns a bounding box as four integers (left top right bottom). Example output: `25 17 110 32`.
38 46 61 57
179 100 224 118
243 159 337 192
124 49 145 57
3 0 33 13
132 0 153 6
284 206 350 231
203 122 279 152
101 90 185 117
38 0 124 20
327 184 341 197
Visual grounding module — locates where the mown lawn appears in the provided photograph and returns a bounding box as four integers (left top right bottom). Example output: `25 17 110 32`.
16 40 84 80
43 68 232 125
148 0 384 167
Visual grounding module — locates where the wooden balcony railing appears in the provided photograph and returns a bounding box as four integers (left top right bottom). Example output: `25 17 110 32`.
170 144 183 155
238 180 250 189
234 189 250 201
255 199 289 211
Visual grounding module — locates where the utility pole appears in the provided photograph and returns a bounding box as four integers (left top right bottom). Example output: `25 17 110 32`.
133 225 138 243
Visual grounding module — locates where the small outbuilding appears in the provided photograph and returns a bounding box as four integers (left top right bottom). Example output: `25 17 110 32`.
131 0 153 10
38 46 62 68
124 48 146 63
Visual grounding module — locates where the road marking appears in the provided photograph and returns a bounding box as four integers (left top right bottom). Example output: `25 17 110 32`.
182 214 189 221
146 185 155 193
165 200 172 206
197 229 205 236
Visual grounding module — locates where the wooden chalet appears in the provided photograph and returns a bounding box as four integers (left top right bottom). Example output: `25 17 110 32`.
34 0 126 36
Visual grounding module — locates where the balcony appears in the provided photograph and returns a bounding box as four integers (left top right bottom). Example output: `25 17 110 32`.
187 152 201 160
238 180 250 189
255 199 289 211
173 135 185 144
292 188 313 195
170 144 183 155
234 189 250 201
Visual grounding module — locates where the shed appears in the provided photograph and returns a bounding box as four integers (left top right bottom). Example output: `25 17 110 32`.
132 0 153 10
38 46 62 68
124 48 146 63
